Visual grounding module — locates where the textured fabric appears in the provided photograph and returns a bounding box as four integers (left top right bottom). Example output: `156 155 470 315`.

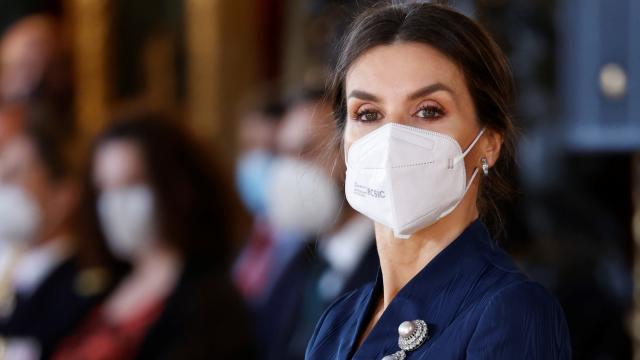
305 219 571 360
136 265 256 360
52 300 165 360
0 257 109 360
53 263 256 360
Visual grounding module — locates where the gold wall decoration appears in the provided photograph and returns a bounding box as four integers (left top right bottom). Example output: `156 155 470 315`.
67 0 257 156
66 0 111 141
184 0 223 144
184 0 257 154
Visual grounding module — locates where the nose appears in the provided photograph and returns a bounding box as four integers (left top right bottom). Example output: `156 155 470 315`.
383 101 422 127
383 110 411 127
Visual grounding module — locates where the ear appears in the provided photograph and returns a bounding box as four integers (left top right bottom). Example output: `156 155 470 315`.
480 129 503 168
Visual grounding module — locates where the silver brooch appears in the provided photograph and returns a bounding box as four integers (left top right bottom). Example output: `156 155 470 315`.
381 320 429 360
381 350 406 360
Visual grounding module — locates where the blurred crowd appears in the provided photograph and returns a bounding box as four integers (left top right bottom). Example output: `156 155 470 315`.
233 87 379 359
0 9 381 360
0 13 258 359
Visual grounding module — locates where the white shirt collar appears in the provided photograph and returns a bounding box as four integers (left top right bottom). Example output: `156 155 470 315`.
320 215 374 276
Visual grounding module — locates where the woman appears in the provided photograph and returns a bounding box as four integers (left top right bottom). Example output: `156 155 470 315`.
54 114 254 359
305 3 571 360
0 102 111 360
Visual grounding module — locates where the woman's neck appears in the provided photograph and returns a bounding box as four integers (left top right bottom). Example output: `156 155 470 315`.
105 243 182 322
375 183 480 309
134 243 182 277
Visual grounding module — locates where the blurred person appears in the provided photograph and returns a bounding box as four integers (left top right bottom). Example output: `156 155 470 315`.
0 102 111 360
255 89 378 360
54 114 255 359
0 14 71 150
305 3 570 359
235 94 284 219
233 89 292 304
0 14 70 106
233 94 285 302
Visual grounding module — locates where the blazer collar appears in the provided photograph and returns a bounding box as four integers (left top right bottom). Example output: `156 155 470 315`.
347 219 506 359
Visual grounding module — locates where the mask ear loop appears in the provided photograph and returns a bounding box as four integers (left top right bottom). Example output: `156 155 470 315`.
453 127 486 166
464 167 480 192
436 128 486 223
452 126 486 192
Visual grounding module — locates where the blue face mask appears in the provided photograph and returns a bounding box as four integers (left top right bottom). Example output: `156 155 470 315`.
235 150 274 216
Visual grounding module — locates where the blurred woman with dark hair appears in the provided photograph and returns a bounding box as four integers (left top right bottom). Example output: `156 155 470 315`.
0 102 111 360
53 114 254 359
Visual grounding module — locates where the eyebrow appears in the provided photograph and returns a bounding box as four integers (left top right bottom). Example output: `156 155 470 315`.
347 82 454 102
408 83 454 100
347 89 380 102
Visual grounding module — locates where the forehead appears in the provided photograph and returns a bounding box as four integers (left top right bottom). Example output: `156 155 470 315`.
345 41 467 99
94 140 145 182
278 100 333 154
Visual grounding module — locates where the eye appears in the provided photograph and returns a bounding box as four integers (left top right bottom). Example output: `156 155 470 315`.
353 108 381 122
415 104 445 119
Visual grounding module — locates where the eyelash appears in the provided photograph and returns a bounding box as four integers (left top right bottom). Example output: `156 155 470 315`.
353 108 380 122
352 104 445 122
415 104 445 119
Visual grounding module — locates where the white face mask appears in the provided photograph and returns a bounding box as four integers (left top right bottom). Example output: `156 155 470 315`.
0 184 41 244
345 123 485 238
265 157 341 237
97 185 157 260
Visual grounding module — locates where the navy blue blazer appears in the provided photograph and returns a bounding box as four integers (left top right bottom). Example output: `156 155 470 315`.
0 258 109 359
305 219 571 359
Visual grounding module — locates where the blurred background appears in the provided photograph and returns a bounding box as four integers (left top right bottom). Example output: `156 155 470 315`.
0 0 637 359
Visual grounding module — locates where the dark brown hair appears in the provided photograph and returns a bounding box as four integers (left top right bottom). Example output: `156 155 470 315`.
328 1 517 229
74 114 248 270
23 100 77 182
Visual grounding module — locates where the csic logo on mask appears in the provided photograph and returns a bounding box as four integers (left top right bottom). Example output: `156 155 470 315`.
353 182 386 199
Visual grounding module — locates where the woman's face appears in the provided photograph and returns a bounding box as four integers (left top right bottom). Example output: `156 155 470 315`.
344 41 493 176
94 139 147 191
0 135 75 243
94 139 160 260
0 135 51 203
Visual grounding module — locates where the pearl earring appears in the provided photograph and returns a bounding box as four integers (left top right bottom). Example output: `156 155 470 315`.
481 157 489 176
